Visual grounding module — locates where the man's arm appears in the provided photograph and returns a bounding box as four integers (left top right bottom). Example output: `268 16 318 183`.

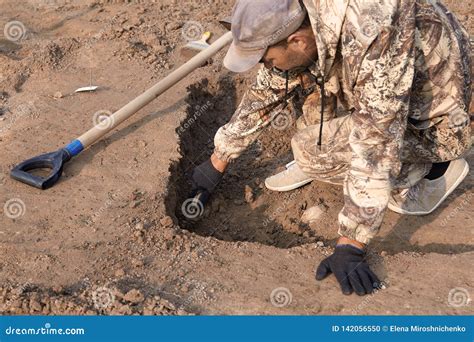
212 65 298 163
190 65 298 197
316 0 416 296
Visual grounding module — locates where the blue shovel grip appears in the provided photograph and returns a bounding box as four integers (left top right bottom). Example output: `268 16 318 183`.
64 139 84 157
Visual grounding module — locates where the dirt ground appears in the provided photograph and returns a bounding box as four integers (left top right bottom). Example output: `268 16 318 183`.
0 0 472 315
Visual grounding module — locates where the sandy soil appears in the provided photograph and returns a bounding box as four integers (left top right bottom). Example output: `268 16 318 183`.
0 0 472 315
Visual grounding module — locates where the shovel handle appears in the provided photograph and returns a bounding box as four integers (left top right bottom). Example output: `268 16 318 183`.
64 31 233 157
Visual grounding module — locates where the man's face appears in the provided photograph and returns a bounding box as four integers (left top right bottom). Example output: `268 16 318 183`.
261 31 317 71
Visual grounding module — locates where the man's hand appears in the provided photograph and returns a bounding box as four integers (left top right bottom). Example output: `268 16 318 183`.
191 158 224 197
315 243 380 296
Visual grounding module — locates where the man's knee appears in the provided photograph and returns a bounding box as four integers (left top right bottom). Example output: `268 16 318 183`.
291 125 320 157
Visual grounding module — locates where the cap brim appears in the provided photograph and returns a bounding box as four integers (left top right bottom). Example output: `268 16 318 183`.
223 42 265 73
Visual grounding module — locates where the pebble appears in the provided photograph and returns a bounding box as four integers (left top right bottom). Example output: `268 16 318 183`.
29 298 42 312
300 201 308 210
301 205 325 223
123 289 144 304
115 269 125 277
129 199 143 208
381 251 388 257
244 185 254 203
132 259 144 268
233 199 244 206
160 216 173 227
316 241 325 248
53 91 63 99
162 228 175 241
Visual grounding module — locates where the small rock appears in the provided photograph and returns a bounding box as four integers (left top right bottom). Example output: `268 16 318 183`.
160 216 173 227
123 289 144 304
115 269 125 277
301 205 325 223
52 285 63 293
381 250 388 257
300 201 308 210
53 91 63 99
244 185 254 203
135 222 144 231
132 258 144 268
166 22 181 31
29 298 42 312
143 220 153 229
316 241 324 248
129 199 143 208
154 43 167 54
233 199 244 206
162 228 175 241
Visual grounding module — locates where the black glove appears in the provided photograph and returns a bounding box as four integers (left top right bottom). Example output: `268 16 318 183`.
190 159 223 197
316 244 380 296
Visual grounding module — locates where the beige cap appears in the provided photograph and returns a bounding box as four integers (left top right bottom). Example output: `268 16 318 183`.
224 0 307 73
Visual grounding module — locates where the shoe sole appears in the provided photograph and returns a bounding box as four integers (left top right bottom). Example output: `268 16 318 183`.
265 178 313 192
387 160 469 215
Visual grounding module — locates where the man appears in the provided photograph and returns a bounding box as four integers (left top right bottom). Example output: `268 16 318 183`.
189 0 472 296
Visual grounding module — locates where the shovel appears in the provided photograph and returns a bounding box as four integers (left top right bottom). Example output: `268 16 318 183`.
10 31 233 190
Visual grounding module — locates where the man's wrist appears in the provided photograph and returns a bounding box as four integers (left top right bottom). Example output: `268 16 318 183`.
337 236 366 250
211 153 228 173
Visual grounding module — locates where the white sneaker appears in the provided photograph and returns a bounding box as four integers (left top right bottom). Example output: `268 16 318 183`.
388 158 469 215
265 160 313 192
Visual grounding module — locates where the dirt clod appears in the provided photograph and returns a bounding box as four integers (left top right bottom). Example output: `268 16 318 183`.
160 216 174 227
123 289 144 304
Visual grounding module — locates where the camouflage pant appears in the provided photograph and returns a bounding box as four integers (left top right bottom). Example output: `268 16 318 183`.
291 113 471 190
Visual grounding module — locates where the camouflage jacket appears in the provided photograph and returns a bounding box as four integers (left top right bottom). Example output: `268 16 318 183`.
214 0 472 243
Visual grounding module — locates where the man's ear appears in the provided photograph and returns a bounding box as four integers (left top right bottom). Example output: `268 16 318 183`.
287 32 307 50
